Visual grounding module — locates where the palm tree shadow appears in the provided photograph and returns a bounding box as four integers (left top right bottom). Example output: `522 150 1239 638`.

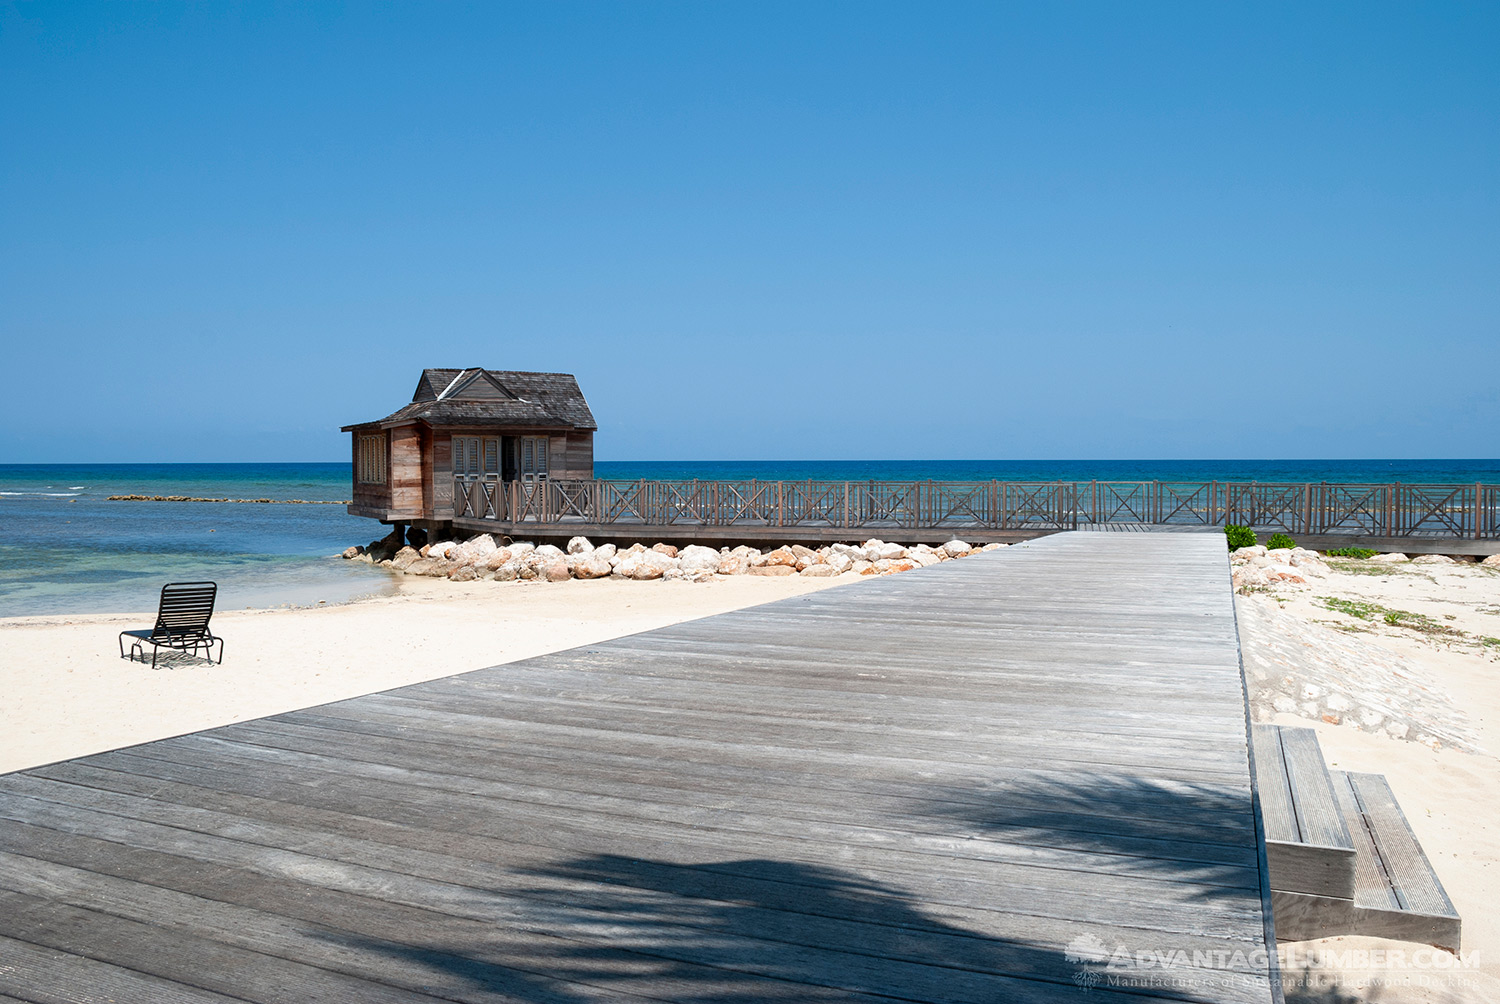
308 769 1302 1001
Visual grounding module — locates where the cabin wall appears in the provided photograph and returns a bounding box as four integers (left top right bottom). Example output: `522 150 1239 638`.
432 433 453 516
554 431 594 480
350 431 391 513
390 425 425 516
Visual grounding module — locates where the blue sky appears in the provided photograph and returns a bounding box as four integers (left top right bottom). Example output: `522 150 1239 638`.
2 3 1496 462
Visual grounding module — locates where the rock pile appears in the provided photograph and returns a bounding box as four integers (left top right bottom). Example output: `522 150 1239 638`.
1229 545 1331 592
346 533 1003 583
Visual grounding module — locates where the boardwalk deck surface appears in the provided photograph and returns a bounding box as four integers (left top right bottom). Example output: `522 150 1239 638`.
0 531 1278 1003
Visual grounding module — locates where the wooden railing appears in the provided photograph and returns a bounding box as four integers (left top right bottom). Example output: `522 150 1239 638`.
452 478 1500 540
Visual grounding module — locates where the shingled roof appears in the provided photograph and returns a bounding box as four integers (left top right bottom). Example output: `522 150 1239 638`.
346 369 596 431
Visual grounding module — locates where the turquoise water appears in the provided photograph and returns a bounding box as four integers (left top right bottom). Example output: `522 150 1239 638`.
4 459 1498 616
0 464 394 617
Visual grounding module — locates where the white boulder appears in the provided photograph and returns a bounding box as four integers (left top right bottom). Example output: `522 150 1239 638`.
941 539 970 557
567 536 594 554
572 553 613 579
678 545 722 574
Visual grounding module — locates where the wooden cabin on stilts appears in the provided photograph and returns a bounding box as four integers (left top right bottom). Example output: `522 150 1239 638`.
342 368 596 545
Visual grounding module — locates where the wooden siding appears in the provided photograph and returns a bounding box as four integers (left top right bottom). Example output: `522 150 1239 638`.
431 433 452 516
349 432 390 513
389 426 424 515
0 531 1277 1003
557 430 594 479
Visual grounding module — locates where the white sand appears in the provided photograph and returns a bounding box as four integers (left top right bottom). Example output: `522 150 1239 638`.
1247 560 1500 1001
0 573 852 774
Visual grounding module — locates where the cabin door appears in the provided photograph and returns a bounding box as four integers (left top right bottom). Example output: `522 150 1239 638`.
452 436 502 518
517 437 549 484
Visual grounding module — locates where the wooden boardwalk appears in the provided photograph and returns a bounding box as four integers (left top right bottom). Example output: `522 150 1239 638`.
0 532 1279 1003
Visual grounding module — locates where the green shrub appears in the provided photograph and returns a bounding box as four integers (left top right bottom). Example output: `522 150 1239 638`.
1265 533 1297 550
1224 525 1257 550
1325 547 1377 559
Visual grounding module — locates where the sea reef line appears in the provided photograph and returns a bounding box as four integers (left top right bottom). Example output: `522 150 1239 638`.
107 495 352 504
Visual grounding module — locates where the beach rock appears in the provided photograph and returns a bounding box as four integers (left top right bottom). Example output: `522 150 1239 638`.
533 544 565 561
875 558 916 574
1233 545 1268 560
758 548 798 568
790 544 819 561
831 542 870 562
492 560 521 582
678 545 722 574
941 539 970 557
390 546 421 571
1265 548 1293 564
1483 554 1500 568
981 542 1007 552
1412 554 1458 565
1263 564 1306 584
664 566 715 582
1369 552 1409 563
484 548 514 570
405 526 428 549
623 543 647 556
539 559 571 582
567 536 593 554
427 541 457 561
616 550 672 580
855 560 879 575
908 548 942 568
573 553 613 579
750 564 795 576
1288 549 1330 576
824 552 854 574
716 553 747 575
595 543 618 561
868 541 907 561
799 564 838 577
448 565 478 582
341 545 365 560
652 543 679 558
404 557 440 576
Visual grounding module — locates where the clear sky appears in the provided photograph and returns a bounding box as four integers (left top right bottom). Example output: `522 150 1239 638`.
2 3 1496 463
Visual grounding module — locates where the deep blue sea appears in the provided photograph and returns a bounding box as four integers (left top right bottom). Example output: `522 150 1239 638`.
3 459 1497 616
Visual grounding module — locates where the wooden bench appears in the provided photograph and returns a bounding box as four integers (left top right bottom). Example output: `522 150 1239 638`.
1251 724 1460 953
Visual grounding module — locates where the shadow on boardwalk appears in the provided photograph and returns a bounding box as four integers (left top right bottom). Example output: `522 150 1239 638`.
308 773 1333 1003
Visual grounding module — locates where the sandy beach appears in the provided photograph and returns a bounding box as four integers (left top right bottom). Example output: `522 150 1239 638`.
1236 555 1500 1001
0 572 852 775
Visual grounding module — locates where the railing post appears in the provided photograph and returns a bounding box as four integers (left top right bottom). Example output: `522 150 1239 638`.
1477 482 1485 540
1303 484 1313 536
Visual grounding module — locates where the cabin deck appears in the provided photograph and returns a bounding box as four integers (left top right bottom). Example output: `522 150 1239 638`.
0 531 1279 1003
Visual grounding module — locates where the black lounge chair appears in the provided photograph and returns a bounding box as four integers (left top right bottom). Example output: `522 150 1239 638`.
118 581 224 667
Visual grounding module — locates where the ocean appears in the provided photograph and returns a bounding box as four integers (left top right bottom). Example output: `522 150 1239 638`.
3 459 1498 617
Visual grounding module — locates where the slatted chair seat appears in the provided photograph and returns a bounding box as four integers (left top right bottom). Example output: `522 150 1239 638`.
118 582 224 668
